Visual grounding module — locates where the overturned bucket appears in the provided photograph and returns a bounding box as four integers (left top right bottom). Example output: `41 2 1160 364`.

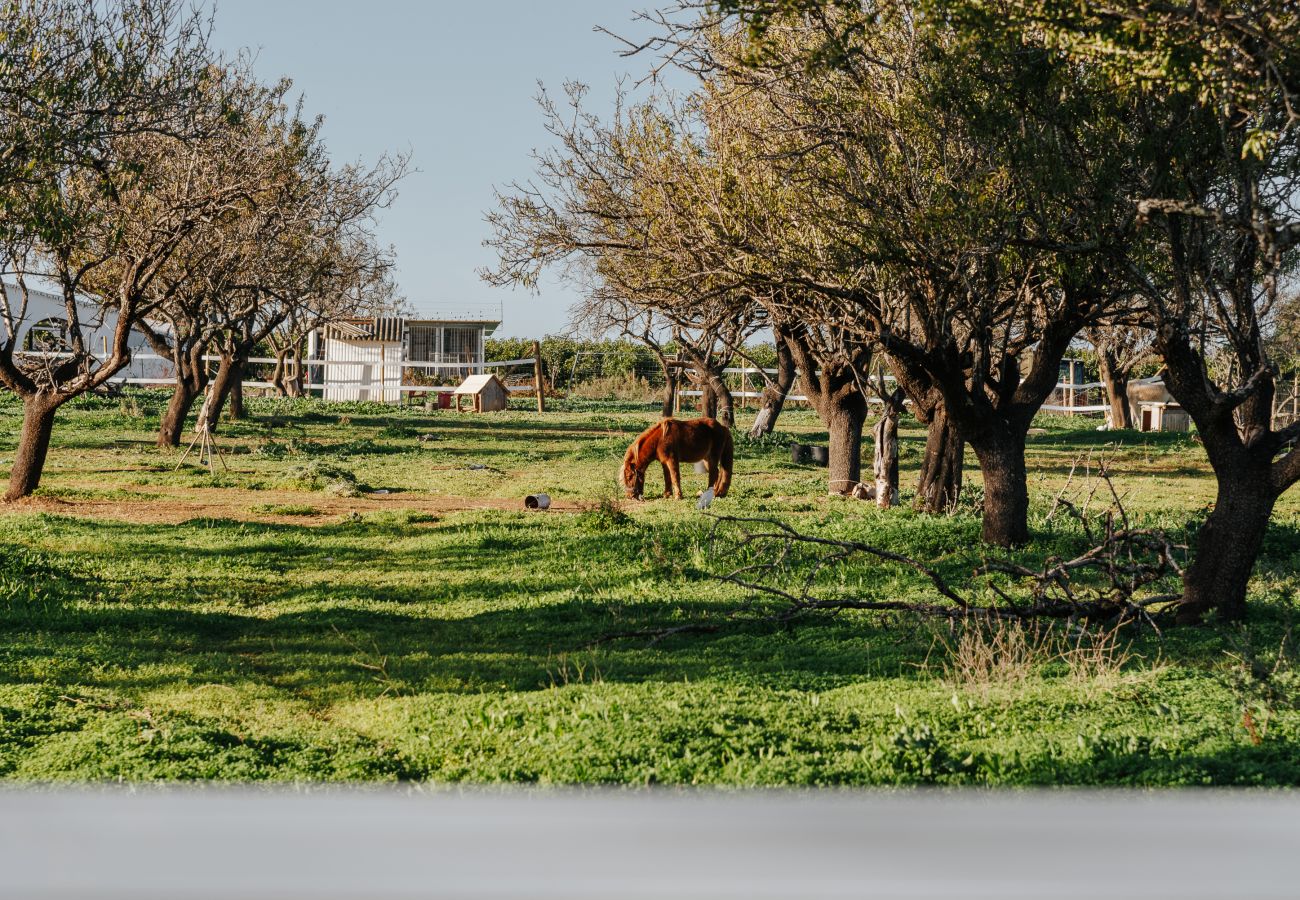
809 445 830 467
790 442 807 464
524 493 551 510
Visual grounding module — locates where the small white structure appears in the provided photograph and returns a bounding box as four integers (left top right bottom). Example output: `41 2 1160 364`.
452 373 509 412
1 281 167 384
1135 400 1190 433
313 313 501 404
318 318 406 403
1127 374 1191 432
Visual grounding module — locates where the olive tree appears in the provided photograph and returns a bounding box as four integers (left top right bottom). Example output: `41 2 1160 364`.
0 0 222 498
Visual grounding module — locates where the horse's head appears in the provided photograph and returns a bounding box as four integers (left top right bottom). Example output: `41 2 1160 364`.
620 440 645 499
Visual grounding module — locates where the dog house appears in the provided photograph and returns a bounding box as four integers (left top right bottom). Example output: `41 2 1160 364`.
452 373 509 412
1135 401 1190 433
1126 374 1191 432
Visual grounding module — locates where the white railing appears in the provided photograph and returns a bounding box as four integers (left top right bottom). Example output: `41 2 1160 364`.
11 350 539 397
681 381 1119 411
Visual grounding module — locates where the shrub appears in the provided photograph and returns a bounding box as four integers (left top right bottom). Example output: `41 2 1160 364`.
282 461 366 498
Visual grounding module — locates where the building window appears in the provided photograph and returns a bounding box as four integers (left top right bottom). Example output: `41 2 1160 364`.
24 317 71 353
442 327 480 363
407 324 438 362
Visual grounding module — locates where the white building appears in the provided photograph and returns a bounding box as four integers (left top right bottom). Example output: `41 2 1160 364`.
311 313 502 403
1 281 168 383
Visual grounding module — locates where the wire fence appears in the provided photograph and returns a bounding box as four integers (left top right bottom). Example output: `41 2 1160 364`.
25 344 1300 429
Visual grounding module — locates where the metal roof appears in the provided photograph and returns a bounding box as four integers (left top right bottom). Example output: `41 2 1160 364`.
322 317 405 342
323 316 500 343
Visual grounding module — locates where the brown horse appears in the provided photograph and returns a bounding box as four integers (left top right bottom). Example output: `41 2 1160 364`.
620 417 733 500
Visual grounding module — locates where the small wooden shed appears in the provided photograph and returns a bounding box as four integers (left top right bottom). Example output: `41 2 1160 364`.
452 373 509 412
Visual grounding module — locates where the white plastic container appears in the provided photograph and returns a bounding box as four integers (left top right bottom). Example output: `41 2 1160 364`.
696 487 715 510
525 493 551 510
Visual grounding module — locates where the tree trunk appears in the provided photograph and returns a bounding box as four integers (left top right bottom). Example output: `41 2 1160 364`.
708 371 735 429
228 365 246 420
205 355 240 431
1177 469 1277 624
827 398 868 496
5 396 60 500
915 404 964 513
287 347 305 398
872 406 899 508
661 367 678 419
971 431 1030 547
270 352 289 398
697 380 718 420
158 380 201 448
1098 350 1133 429
749 340 795 437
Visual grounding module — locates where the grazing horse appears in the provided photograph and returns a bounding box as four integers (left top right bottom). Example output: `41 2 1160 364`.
620 417 733 500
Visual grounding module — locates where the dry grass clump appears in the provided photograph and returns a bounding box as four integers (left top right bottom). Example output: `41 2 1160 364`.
566 373 659 402
935 619 1136 695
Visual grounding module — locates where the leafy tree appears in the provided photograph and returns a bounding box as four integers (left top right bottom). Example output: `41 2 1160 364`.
0 0 221 498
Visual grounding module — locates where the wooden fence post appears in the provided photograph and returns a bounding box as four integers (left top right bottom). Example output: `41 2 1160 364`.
532 341 545 413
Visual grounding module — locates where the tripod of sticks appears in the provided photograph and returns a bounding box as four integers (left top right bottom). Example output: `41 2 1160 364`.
175 391 227 475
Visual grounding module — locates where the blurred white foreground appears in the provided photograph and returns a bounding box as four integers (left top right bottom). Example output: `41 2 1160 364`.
0 789 1295 899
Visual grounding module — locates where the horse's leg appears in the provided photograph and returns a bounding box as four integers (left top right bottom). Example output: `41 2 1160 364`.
668 456 684 499
713 439 732 498
707 454 719 494
661 462 672 498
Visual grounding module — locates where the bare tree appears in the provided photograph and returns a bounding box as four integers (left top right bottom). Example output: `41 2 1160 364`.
202 149 408 430
267 240 399 399
1086 321 1154 430
570 290 680 416
117 71 312 446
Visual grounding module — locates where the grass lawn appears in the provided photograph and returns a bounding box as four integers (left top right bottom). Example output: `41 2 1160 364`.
1 389 1298 784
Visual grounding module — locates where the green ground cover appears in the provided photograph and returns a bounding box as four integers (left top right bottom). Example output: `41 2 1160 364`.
1 390 1298 784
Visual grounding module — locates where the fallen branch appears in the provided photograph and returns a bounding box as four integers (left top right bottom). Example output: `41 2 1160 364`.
597 461 1185 646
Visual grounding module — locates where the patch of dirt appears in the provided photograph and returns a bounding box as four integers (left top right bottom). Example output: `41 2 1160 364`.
1 485 581 526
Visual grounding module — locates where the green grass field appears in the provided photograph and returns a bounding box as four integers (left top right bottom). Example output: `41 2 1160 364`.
1 389 1298 784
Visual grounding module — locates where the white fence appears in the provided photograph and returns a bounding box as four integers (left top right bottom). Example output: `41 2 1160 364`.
12 352 541 397
678 367 1116 414
12 350 1138 417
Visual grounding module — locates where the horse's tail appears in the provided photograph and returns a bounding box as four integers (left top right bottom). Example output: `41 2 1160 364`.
713 422 734 498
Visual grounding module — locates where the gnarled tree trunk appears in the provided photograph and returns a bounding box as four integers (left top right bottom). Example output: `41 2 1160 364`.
785 329 872 496
661 369 678 418
970 429 1031 547
692 367 734 427
6 395 61 500
914 398 964 514
749 338 795 437
871 396 901 508
158 379 202 448
205 354 242 431
827 398 868 496
228 368 246 420
1178 463 1276 624
697 380 718 419
270 350 290 398
1098 349 1133 430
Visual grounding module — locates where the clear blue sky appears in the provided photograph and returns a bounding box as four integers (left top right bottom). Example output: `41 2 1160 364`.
211 1 682 339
